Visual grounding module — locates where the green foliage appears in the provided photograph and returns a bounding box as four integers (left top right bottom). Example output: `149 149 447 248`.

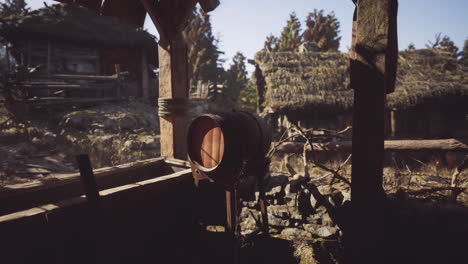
0 0 28 72
303 9 341 52
440 36 459 57
407 43 416 51
264 34 279 52
238 80 258 112
277 12 302 52
426 33 459 57
0 0 28 18
184 8 224 91
224 52 248 107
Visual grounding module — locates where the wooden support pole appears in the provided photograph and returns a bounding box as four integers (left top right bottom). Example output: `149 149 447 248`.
349 0 398 263
158 33 189 159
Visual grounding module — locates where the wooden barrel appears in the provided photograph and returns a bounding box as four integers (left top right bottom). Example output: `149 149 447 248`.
187 111 271 187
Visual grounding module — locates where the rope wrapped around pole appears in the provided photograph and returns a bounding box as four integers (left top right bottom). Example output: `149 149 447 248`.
158 97 188 117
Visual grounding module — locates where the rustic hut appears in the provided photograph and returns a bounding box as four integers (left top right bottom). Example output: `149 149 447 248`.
0 3 158 101
254 49 468 139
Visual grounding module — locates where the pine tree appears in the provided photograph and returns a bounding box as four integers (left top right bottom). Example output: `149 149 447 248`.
225 52 248 107
277 12 302 52
303 9 341 52
183 8 224 92
460 38 468 64
238 80 258 112
439 36 459 58
263 34 278 52
0 0 28 72
0 0 28 18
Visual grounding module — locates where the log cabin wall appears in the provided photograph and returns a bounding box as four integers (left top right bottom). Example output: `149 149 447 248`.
101 47 144 97
9 39 155 100
12 40 100 75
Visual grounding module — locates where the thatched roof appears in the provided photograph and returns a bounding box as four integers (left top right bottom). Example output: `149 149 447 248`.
0 3 158 63
254 49 468 114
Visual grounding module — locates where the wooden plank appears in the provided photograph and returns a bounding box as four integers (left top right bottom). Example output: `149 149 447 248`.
274 138 468 153
0 168 192 223
0 158 169 215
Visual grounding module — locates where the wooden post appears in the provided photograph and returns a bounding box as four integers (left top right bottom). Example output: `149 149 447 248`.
349 0 398 263
158 33 189 159
141 49 150 99
141 0 201 159
76 154 102 212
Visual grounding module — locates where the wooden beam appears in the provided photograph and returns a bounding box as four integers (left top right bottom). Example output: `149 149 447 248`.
158 33 189 159
274 138 468 154
140 0 169 47
349 0 398 262
198 0 220 13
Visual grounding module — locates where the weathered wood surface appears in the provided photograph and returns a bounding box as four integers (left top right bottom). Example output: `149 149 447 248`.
0 168 192 222
0 157 190 215
349 0 399 262
142 0 215 160
274 138 468 153
158 34 190 159
0 168 194 263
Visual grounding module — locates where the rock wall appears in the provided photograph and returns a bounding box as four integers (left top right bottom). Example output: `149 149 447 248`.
239 174 350 240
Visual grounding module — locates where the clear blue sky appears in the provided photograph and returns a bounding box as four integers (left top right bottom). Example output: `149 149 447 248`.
29 0 468 73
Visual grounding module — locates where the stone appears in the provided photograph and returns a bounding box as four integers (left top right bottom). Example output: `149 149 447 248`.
17 142 35 155
321 213 335 227
268 214 290 227
266 185 283 199
63 113 91 129
310 192 319 208
330 191 344 207
124 140 140 150
119 115 138 131
103 118 118 133
304 224 339 238
317 185 332 196
341 190 351 205
281 228 312 239
43 132 56 144
269 205 290 218
240 215 257 234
